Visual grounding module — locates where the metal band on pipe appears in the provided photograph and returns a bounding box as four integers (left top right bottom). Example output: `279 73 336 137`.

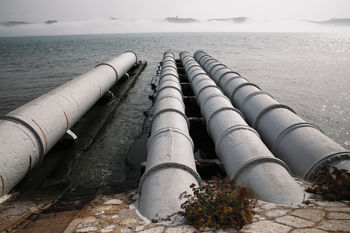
157 85 183 97
196 85 222 100
189 72 209 83
230 82 261 100
253 104 297 129
155 95 186 110
152 108 190 129
138 162 203 195
0 116 44 161
305 151 350 180
207 107 245 134
272 122 322 153
202 58 218 67
231 157 291 180
239 91 275 110
95 63 119 79
160 73 179 81
217 71 242 86
220 75 247 87
124 50 138 63
208 63 226 75
215 125 261 154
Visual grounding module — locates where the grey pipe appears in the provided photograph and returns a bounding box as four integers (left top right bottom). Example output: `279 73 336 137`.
194 50 350 180
137 52 202 219
180 51 303 205
0 52 137 196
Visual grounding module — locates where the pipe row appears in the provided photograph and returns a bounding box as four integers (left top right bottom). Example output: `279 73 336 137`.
0 52 137 196
194 50 350 180
137 51 202 219
180 51 303 205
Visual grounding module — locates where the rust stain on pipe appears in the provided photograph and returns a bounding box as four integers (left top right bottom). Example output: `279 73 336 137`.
32 119 48 152
63 112 69 130
1 176 4 196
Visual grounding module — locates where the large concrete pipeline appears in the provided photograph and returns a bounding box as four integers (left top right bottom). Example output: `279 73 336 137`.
0 51 137 196
194 50 350 180
137 52 202 219
180 51 303 205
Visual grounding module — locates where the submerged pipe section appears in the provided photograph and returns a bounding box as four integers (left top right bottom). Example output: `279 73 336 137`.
0 52 137 196
180 51 303 205
138 52 202 219
194 50 350 180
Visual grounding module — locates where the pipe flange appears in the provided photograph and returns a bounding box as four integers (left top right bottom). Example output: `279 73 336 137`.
152 108 190 130
230 82 261 101
221 75 247 88
231 157 292 180
95 63 119 79
198 54 211 64
304 151 350 180
138 162 203 195
202 58 217 67
239 91 275 110
157 85 183 97
193 50 205 58
147 127 194 151
254 104 297 130
189 72 208 83
183 59 195 68
201 93 231 111
0 116 44 162
207 107 245 134
159 73 179 81
215 125 260 155
217 71 242 86
124 50 138 63
196 85 222 101
272 122 323 153
154 95 186 110
208 63 225 75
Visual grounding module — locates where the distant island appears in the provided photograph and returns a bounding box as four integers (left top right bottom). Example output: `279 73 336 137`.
307 18 350 26
109 17 119 21
45 20 58 24
0 21 32 27
164 17 198 23
208 17 249 23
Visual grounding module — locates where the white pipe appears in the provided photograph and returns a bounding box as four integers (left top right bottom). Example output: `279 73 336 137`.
0 52 137 196
137 52 202 219
180 51 303 205
194 50 350 180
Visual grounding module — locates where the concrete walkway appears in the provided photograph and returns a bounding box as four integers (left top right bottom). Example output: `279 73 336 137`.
67 179 350 233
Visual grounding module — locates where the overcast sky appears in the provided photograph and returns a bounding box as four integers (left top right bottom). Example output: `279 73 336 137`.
1 0 349 22
0 0 350 36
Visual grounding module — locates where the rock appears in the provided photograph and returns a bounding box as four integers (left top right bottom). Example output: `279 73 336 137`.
317 219 350 232
76 226 98 232
327 211 350 220
275 216 314 228
291 229 327 233
324 207 350 212
104 199 123 205
101 224 115 232
264 209 289 218
165 225 198 233
291 209 325 222
121 218 138 225
241 220 291 233
139 226 165 233
135 226 144 231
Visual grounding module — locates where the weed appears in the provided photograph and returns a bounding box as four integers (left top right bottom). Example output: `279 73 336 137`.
179 177 256 230
306 166 350 201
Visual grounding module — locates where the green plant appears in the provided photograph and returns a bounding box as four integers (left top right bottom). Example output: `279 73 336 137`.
179 177 256 230
306 166 350 201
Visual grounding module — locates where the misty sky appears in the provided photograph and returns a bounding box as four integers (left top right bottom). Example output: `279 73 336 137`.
1 0 349 22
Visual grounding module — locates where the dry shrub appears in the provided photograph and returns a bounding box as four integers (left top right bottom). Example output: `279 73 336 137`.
179 177 256 230
306 166 350 201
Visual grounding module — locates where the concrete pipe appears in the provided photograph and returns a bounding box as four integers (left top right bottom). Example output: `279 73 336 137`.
137 52 202 219
180 51 303 205
194 50 350 180
0 51 137 196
